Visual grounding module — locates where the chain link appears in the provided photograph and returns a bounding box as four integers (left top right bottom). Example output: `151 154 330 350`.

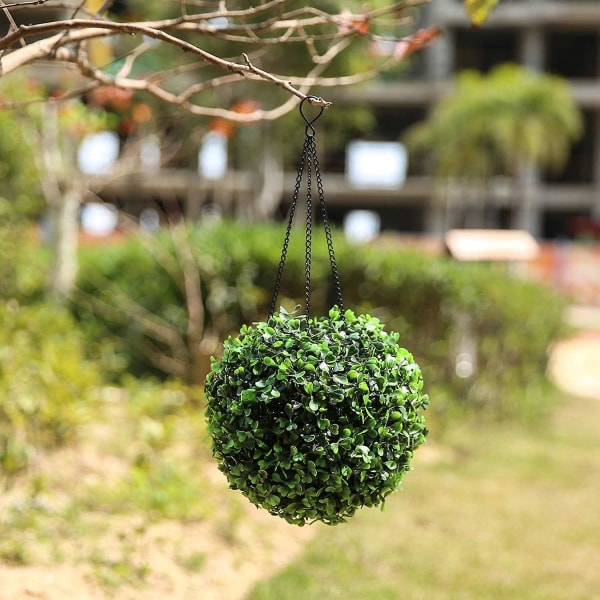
311 135 344 311
304 140 313 317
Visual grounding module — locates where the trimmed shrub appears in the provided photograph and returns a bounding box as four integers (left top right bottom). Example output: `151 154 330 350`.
205 306 428 525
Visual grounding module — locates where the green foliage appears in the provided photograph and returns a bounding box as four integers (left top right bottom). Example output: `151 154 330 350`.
75 227 260 381
405 64 582 181
464 0 499 26
338 247 567 422
205 305 428 525
0 226 50 302
0 303 100 475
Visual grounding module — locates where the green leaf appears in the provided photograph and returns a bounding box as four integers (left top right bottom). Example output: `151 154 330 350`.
241 388 257 402
464 0 499 26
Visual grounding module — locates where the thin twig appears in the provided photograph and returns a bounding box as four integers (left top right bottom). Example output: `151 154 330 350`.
0 0 51 9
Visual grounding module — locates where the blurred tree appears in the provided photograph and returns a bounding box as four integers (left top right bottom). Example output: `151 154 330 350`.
0 74 114 300
0 79 43 222
404 64 582 233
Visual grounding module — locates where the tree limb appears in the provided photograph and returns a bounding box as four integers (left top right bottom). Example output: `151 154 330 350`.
0 1 430 118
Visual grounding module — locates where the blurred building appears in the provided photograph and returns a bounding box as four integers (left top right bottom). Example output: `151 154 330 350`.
329 0 600 239
96 0 600 240
4 1 600 240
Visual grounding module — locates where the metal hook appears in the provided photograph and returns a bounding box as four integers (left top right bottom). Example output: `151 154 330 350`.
300 96 324 137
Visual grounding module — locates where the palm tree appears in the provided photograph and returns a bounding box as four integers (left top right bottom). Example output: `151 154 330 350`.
405 63 583 234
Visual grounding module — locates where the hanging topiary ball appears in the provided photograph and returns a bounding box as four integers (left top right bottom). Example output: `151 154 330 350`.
205 306 428 526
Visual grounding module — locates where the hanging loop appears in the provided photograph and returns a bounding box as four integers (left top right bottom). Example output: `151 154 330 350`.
300 96 324 137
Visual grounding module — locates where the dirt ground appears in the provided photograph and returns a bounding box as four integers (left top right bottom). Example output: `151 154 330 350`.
1 307 598 600
0 471 319 600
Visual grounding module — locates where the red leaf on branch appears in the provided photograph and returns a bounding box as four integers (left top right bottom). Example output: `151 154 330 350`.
338 8 369 37
393 26 442 60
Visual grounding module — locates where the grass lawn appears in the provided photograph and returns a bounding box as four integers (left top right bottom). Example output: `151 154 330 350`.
247 390 600 600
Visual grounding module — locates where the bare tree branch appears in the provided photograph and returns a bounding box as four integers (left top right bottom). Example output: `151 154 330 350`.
0 0 52 9
170 222 206 385
75 281 191 371
0 1 432 120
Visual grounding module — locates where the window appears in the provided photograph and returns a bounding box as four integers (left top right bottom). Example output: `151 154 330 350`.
546 31 599 78
454 29 519 72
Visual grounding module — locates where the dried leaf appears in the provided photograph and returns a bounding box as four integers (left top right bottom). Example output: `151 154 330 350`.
394 27 442 61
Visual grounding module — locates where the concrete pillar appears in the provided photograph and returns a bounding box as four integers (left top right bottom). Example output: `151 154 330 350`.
423 0 455 81
424 28 455 81
185 182 203 222
519 27 545 235
513 164 543 237
520 27 545 72
425 199 447 237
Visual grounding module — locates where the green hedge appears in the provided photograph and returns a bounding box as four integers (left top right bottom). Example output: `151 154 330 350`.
75 222 567 422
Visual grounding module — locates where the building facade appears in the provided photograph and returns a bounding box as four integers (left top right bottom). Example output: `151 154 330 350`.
330 0 600 239
5 1 600 240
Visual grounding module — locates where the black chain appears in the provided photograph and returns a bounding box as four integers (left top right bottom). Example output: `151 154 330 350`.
305 137 313 317
268 135 308 320
311 135 344 311
268 96 344 320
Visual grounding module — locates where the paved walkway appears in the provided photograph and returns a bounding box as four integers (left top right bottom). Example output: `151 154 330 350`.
549 306 600 401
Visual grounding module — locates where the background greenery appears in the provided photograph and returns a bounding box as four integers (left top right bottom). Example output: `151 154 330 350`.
74 221 566 424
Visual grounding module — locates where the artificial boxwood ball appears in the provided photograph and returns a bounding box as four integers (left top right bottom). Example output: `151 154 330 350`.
205 306 428 526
